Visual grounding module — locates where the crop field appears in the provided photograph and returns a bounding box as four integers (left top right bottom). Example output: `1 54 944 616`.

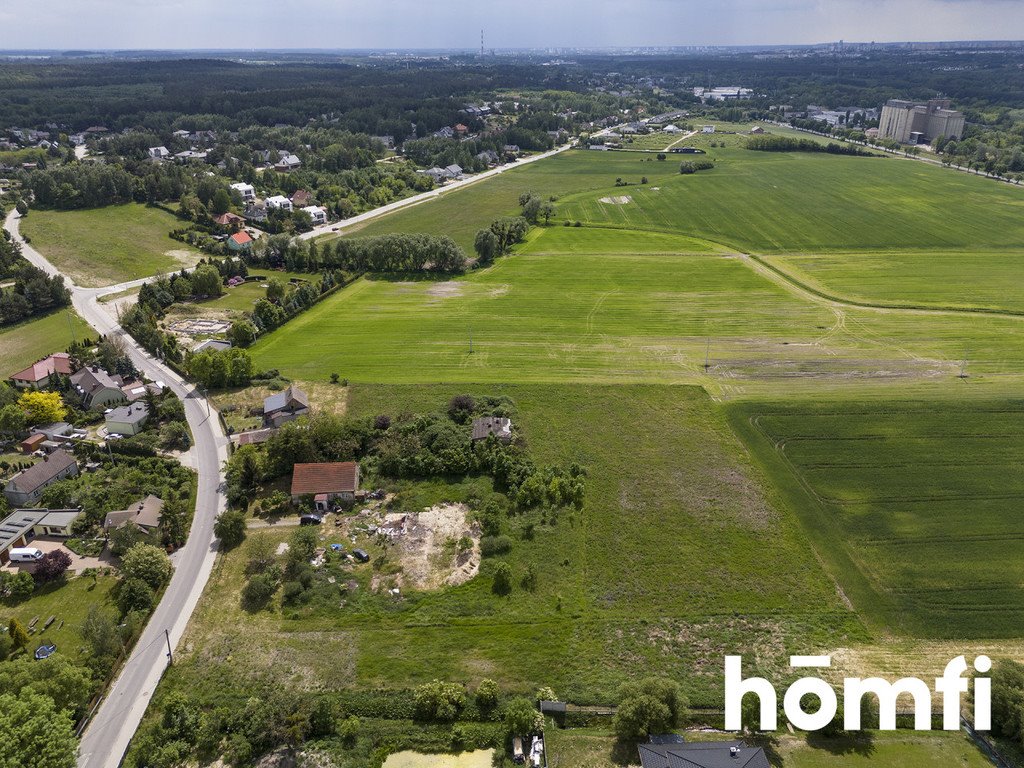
0 309 93 377
19 203 203 287
168 383 861 706
729 399 1024 638
766 249 1024 314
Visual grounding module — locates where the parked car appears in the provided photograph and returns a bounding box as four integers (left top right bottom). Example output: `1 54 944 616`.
353 549 370 563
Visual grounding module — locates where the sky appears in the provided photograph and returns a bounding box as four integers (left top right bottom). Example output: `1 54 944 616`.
1 0 1022 50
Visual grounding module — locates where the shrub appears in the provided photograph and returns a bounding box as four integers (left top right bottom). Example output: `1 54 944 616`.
120 544 172 589
480 535 513 557
214 508 247 550
476 679 500 711
33 550 72 583
414 680 467 722
492 562 513 595
118 578 155 615
241 572 279 610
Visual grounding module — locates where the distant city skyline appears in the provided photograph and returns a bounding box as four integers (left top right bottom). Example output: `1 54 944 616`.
2 0 1023 51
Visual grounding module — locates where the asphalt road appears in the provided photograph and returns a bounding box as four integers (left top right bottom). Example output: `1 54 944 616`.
4 209 230 768
297 140 576 240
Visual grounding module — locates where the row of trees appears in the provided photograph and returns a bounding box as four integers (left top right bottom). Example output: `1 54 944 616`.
746 135 873 157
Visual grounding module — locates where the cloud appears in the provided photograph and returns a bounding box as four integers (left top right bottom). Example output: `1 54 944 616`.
4 0 1023 49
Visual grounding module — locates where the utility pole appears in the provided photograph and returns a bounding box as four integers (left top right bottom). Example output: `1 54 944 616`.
164 628 173 666
959 348 969 379
703 337 711 371
65 309 76 344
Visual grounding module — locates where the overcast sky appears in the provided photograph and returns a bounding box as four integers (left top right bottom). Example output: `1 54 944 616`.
2 0 1022 50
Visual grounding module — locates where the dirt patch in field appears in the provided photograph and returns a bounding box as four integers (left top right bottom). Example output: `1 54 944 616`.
389 503 480 590
489 285 510 297
165 248 202 267
426 281 463 298
598 195 633 205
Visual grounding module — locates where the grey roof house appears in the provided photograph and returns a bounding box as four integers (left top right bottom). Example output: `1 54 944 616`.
3 450 79 506
263 385 310 427
104 495 164 532
471 416 513 443
105 402 150 436
71 366 127 408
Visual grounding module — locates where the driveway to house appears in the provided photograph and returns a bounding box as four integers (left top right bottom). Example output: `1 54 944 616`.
297 140 576 240
5 207 230 768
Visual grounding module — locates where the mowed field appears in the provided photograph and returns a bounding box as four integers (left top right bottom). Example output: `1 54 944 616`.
730 400 1024 638
171 383 861 707
0 309 93 377
340 147 1024 316
20 203 203 287
254 224 1024 392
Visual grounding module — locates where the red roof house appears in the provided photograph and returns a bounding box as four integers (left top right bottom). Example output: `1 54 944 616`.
228 231 253 251
291 461 360 510
10 353 75 389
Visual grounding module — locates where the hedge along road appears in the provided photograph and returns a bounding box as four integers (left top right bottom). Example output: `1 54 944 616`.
5 207 231 768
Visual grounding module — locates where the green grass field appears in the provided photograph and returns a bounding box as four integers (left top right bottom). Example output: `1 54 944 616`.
729 399 1024 638
170 383 861 707
20 203 203 287
2 573 119 665
0 309 92 377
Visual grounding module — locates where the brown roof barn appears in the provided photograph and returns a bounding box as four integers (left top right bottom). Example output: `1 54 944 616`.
291 462 360 503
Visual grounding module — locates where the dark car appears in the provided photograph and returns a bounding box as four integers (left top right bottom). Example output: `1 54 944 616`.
34 643 57 660
352 549 370 563
300 514 323 526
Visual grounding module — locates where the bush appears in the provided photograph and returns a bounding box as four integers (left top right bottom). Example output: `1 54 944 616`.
214 508 247 550
120 543 172 589
492 562 513 595
480 535 513 557
33 550 72 583
241 572 279 610
414 680 467 722
118 578 155 615
476 679 500 711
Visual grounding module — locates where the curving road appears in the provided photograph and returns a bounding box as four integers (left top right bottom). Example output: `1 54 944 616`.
4 209 230 768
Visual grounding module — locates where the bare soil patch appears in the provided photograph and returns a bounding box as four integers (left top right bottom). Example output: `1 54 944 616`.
386 503 480 590
426 281 464 298
598 195 633 205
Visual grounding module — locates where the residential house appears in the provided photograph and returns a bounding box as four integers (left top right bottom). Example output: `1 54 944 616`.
228 231 254 251
69 133 87 146
471 416 513 443
638 739 768 768
121 379 162 402
103 494 164 533
273 153 302 173
662 124 682 134
418 167 449 184
476 150 499 165
3 450 79 506
301 205 328 226
503 144 521 155
432 126 455 139
290 461 360 511
290 190 313 207
750 125 765 134
230 182 256 202
0 507 83 564
263 385 309 427
105 402 150 436
372 135 395 150
172 129 191 139
71 367 126 408
9 352 75 389
148 146 171 160
443 164 464 180
232 427 275 447
265 195 293 212
173 150 208 163
243 202 268 222
31 422 74 442
589 144 610 151
213 212 245 228
701 125 716 133
453 123 469 136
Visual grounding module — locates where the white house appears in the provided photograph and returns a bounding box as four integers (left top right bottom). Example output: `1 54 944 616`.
265 195 293 212
230 182 255 202
301 205 328 226
662 124 682 134
148 146 171 160
701 125 716 134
